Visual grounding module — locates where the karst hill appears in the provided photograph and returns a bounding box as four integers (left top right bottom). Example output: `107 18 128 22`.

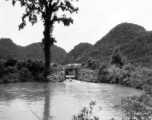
0 38 67 64
65 23 152 67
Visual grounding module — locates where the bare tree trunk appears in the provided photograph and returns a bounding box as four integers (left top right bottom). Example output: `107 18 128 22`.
43 18 52 78
43 43 51 78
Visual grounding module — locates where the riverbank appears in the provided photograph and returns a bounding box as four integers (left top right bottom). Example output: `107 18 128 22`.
0 58 59 84
1 57 152 92
76 63 152 91
76 65 152 109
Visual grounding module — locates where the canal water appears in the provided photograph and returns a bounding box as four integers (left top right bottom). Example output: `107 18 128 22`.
0 80 142 120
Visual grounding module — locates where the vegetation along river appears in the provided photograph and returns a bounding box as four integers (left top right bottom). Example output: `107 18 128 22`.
0 80 142 120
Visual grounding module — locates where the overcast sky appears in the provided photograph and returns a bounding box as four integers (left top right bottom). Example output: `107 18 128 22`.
1 0 152 52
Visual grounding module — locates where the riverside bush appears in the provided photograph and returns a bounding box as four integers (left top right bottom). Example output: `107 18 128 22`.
115 73 152 119
115 85 152 120
122 66 152 89
2 73 19 83
3 66 19 75
87 59 98 70
16 60 23 70
97 62 152 89
111 46 124 68
74 96 152 120
0 58 46 84
23 59 44 75
97 64 110 83
33 72 48 82
115 95 150 120
72 101 101 120
19 67 33 82
0 59 6 77
108 65 125 84
5 58 17 67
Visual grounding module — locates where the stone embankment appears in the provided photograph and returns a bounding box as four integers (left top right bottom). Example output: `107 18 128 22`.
77 69 98 82
47 71 65 82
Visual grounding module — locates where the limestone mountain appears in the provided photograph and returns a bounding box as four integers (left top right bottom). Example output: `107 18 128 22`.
75 23 152 67
0 38 67 64
64 43 93 64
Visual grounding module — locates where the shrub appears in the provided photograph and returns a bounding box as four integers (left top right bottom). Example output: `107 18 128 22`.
111 46 125 68
87 60 97 70
115 93 152 120
2 73 19 83
122 63 136 72
19 67 33 82
17 59 44 75
3 66 19 75
97 64 110 83
0 58 47 83
142 82 152 97
123 66 152 89
34 72 49 82
87 59 92 67
108 65 125 84
5 58 17 67
102 63 152 89
26 60 44 75
16 60 23 70
72 101 101 120
114 66 152 120
0 59 6 77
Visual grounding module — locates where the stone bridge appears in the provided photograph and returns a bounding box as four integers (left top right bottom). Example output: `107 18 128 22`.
64 63 81 79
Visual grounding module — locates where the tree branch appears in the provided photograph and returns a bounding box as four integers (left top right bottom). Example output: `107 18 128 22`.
52 0 78 13
52 14 73 26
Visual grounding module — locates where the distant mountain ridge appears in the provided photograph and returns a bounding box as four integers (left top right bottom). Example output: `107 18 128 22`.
0 38 67 64
65 23 152 67
2 22 152 67
63 43 93 64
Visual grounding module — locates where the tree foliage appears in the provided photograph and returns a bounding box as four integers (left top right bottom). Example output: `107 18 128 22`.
8 0 79 31
111 46 124 68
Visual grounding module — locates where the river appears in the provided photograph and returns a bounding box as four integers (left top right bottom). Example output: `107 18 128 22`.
0 80 142 120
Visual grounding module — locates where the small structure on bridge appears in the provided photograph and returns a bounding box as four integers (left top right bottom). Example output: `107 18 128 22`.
64 63 81 79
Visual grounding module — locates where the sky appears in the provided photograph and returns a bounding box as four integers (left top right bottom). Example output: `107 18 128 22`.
1 0 152 52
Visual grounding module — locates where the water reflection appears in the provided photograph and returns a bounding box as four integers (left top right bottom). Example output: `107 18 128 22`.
43 84 51 120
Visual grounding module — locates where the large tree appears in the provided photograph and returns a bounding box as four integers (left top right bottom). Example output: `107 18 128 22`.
6 0 79 77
